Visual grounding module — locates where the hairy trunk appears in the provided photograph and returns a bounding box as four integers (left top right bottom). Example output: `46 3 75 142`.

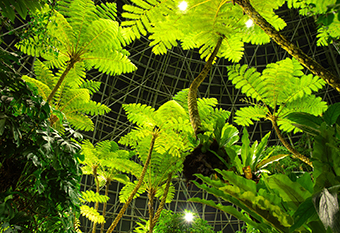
150 173 172 231
188 36 224 136
100 180 111 233
148 188 155 233
47 58 77 103
92 166 100 233
234 0 340 93
106 132 158 233
270 117 313 167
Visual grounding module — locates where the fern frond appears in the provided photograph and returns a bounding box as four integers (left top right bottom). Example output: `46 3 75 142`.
79 80 101 94
64 100 111 116
234 105 268 126
284 74 326 103
119 181 146 203
22 75 51 101
123 103 157 127
81 190 109 203
261 58 303 105
66 113 94 131
108 158 143 178
227 64 264 102
155 100 188 126
122 0 172 40
219 35 245 62
58 0 99 40
119 126 153 147
33 59 57 89
83 48 137 75
80 205 105 224
277 95 328 133
251 0 286 30
47 10 74 54
172 88 189 112
95 2 117 21
155 184 175 203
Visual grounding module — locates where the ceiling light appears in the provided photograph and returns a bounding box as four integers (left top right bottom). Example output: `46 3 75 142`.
178 1 188 11
246 19 254 28
184 212 194 222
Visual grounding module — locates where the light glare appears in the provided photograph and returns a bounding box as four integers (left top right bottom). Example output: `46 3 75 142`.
184 212 194 222
246 19 254 28
178 1 188 11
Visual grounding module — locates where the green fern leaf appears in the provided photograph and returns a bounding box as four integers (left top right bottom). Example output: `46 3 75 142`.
155 184 175 203
80 205 105 224
227 64 264 102
79 80 101 94
234 105 268 126
66 113 94 131
277 95 327 133
123 103 156 127
22 75 51 101
119 181 146 203
81 190 109 203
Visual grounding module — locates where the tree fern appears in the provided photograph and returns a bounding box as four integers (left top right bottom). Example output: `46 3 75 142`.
16 0 136 105
121 0 286 62
228 58 326 166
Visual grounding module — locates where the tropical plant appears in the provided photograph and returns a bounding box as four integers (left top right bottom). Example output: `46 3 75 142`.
104 97 196 233
16 0 136 106
228 57 327 166
22 60 110 131
286 103 340 232
287 0 340 46
230 128 288 181
121 0 340 94
79 140 132 233
0 62 82 232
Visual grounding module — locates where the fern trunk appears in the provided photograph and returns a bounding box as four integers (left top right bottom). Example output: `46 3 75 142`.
150 173 172 231
47 57 78 103
234 0 340 93
92 166 100 233
106 132 158 233
148 188 155 233
100 180 111 233
270 117 313 167
188 36 224 136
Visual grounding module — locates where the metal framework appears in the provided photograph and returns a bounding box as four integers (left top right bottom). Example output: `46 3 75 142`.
1 1 340 232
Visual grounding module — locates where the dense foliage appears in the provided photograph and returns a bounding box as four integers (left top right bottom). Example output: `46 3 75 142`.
0 52 82 232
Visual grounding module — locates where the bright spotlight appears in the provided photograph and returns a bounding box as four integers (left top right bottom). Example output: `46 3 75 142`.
245 19 254 28
178 1 188 11
184 212 194 222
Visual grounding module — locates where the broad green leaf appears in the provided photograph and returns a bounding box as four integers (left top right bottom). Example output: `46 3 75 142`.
290 196 316 233
266 174 311 211
323 102 340 126
216 169 256 193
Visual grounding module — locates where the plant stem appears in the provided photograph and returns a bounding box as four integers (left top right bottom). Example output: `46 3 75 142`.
270 117 313 167
188 36 224 136
234 0 340 93
106 132 158 233
92 166 100 233
148 188 155 233
100 180 111 233
47 57 78 103
150 173 172 231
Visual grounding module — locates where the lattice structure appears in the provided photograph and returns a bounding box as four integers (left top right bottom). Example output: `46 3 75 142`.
1 1 340 232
